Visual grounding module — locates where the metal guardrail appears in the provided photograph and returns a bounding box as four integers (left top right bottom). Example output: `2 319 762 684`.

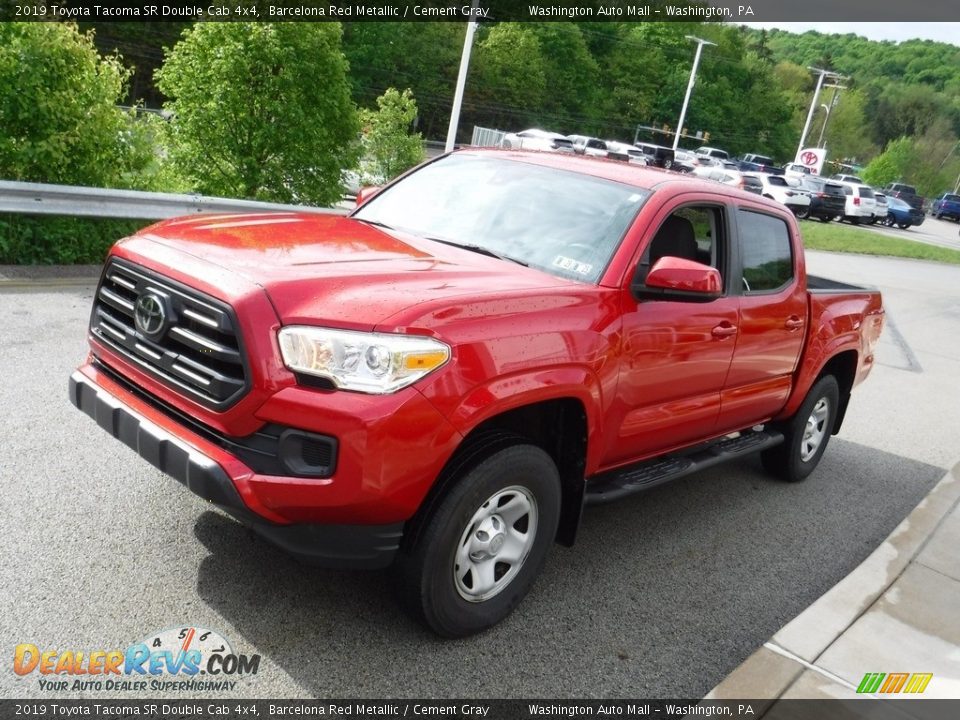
0 180 350 220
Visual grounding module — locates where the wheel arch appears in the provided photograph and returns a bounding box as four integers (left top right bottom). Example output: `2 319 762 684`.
401 397 589 553
817 350 858 434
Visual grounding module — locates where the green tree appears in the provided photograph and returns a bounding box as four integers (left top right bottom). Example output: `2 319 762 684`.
156 22 359 205
822 89 876 164
0 22 138 186
862 137 918 187
359 88 424 183
342 23 462 139
468 23 546 130
528 23 600 127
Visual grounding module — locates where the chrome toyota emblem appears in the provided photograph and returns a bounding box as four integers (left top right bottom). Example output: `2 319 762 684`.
134 293 166 336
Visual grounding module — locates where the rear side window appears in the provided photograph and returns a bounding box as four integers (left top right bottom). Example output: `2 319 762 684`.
737 210 793 293
768 176 788 186
860 187 875 198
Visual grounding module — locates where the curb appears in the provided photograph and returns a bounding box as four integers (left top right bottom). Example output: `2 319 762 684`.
0 264 101 289
706 458 960 701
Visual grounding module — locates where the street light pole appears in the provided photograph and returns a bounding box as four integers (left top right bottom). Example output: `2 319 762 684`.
673 36 715 151
445 0 480 153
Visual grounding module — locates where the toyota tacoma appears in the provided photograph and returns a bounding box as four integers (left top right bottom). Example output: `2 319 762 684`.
70 150 884 637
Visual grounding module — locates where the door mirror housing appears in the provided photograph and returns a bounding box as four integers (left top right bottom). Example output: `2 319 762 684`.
635 256 722 302
355 185 382 207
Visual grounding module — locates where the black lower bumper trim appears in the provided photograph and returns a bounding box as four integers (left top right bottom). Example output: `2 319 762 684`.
69 371 402 569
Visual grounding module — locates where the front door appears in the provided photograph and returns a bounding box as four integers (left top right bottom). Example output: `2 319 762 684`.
604 202 739 466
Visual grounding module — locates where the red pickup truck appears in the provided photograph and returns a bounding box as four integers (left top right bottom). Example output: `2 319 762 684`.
70 150 884 637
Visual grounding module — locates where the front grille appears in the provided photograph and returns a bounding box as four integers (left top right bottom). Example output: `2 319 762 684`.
91 259 249 409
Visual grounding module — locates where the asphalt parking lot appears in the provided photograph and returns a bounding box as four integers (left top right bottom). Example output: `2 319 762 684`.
852 213 960 251
1 249 958 699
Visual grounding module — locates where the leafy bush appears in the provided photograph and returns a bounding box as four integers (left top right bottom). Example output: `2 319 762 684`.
0 215 149 265
0 23 143 187
358 88 425 184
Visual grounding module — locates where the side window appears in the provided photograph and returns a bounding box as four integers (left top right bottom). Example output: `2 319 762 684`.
636 206 725 287
738 210 793 293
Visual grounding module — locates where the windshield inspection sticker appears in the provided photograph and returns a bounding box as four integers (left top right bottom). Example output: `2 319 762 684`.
553 256 593 276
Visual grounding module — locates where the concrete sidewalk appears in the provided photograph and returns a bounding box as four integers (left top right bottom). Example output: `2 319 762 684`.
708 459 960 706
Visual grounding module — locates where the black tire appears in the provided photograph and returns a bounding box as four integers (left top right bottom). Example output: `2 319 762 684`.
761 375 840 483
793 205 810 220
395 444 561 637
818 215 832 223
884 214 895 227
897 222 910 229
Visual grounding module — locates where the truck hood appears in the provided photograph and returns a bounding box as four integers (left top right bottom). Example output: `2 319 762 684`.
138 212 574 329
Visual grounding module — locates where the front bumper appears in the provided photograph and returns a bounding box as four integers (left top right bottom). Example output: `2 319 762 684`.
69 370 404 568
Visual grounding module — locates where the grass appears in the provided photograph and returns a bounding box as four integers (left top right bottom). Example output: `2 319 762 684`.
799 219 960 266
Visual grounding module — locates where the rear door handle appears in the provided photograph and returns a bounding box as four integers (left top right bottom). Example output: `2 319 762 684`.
785 316 805 330
712 323 738 338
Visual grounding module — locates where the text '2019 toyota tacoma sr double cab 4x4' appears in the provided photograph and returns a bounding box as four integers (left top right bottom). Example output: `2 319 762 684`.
70 150 884 637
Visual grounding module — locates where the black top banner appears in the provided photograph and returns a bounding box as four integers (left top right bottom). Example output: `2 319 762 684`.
3 699 960 720
1 0 958 22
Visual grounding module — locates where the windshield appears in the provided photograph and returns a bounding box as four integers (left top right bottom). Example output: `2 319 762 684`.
352 154 650 284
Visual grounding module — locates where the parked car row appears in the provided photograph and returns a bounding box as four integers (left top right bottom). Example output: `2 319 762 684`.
500 128 691 171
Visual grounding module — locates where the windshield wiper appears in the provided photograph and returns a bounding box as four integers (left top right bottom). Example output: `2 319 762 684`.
353 217 396 231
423 236 529 267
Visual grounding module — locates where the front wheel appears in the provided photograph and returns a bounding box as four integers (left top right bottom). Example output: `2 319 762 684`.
793 205 810 220
897 222 911 229
762 375 839 483
884 214 896 227
395 444 561 637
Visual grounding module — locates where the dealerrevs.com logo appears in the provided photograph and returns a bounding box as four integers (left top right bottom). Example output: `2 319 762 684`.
13 626 261 692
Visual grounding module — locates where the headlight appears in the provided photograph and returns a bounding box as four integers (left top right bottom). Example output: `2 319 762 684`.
278 326 450 394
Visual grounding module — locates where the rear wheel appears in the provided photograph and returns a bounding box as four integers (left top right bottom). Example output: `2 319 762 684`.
818 215 832 223
395 444 561 637
897 222 911 229
762 375 839 483
793 205 810 220
884 214 895 227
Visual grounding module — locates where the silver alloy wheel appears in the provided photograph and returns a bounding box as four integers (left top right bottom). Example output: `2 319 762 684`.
454 485 538 603
800 397 830 462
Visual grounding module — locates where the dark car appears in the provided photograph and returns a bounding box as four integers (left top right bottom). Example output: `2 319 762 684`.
884 196 925 229
738 154 785 175
799 177 846 222
884 182 924 211
931 193 960 221
635 142 675 169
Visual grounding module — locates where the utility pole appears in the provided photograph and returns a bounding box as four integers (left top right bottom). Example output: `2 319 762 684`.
445 0 480 153
816 84 846 148
673 36 716 151
797 68 847 159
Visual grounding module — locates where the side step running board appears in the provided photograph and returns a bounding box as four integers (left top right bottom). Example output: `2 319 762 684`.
584 429 784 506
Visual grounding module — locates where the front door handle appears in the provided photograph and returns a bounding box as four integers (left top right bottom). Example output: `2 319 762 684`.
712 322 738 338
785 316 805 330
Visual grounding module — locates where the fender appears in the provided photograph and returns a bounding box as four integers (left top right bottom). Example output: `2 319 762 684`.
438 364 605 473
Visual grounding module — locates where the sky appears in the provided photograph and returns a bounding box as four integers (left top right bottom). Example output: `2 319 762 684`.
740 22 960 47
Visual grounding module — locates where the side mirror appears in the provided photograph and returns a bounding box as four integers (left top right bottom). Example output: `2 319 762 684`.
635 256 722 302
355 185 382 207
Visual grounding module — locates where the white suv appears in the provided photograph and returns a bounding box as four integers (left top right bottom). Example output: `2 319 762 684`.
695 146 730 161
755 174 812 218
837 182 877 224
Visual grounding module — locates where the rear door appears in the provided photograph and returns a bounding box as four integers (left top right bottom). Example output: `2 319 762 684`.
717 207 806 431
